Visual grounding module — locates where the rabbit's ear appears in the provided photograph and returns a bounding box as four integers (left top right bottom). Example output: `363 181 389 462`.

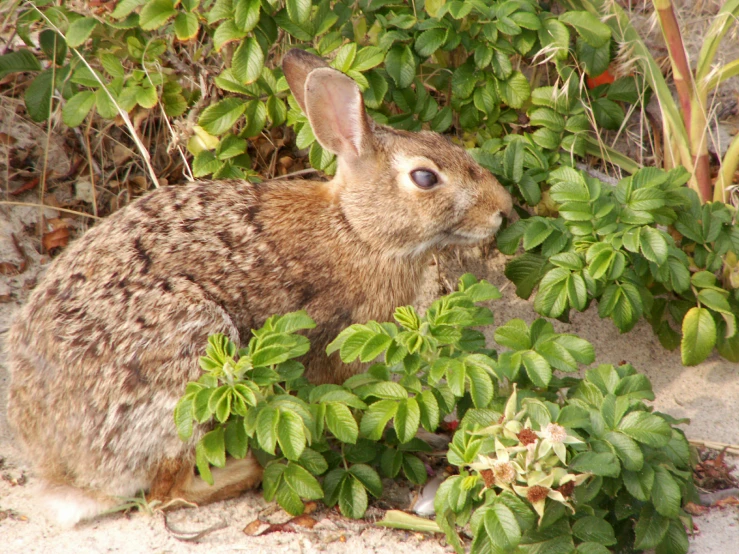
304 68 371 158
283 49 329 114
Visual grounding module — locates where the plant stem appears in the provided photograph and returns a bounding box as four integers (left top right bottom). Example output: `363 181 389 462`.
653 0 712 203
715 132 739 203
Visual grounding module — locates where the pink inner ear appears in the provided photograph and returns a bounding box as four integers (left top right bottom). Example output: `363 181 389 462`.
305 68 368 158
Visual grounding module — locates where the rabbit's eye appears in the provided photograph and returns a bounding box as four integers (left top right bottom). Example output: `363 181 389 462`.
410 169 439 189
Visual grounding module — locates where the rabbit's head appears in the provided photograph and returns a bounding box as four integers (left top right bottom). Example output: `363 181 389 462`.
283 49 513 257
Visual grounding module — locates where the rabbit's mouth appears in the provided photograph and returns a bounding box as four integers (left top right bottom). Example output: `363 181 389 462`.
443 213 504 245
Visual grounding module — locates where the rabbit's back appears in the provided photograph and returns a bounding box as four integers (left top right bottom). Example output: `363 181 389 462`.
7 178 425 490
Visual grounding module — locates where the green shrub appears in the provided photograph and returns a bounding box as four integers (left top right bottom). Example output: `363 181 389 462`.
175 275 696 554
1 1 735 364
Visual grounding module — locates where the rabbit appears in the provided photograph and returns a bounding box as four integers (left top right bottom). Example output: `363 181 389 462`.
5 48 512 527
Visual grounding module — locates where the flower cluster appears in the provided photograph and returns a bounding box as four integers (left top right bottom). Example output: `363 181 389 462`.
469 387 589 520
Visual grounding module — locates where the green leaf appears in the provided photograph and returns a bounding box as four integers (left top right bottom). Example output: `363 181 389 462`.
298 448 328 476
497 71 530 109
415 28 447 57
256 406 279 454
286 0 311 24
276 478 305 515
576 40 611 78
174 12 200 40
572 516 616 546
402 453 427 485
681 307 716 365
604 431 643 471
394 398 421 443
385 45 415 89
698 289 733 314
276 409 306 461
339 475 368 519
325 402 359 444
112 0 147 19
651 466 681 518
66 17 98 48
655 520 689 554
569 452 620 477
284 462 324 499
214 20 247 51
139 0 177 30
24 69 54 122
634 504 670 550
201 426 226 467
484 503 522 549
199 98 246 135
224 417 249 458
192 150 221 177
617 412 672 447
622 464 655 502
349 464 383 498
521 351 551 387
505 253 549 299
640 226 668 264
495 319 531 350
559 11 611 47
62 91 96 127
234 0 261 32
360 399 398 440
174 397 194 441
0 49 42 78
232 36 264 85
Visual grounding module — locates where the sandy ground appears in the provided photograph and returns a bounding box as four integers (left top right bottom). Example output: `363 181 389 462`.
1 209 738 554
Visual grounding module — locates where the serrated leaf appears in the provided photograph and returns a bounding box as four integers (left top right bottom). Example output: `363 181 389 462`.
201 426 226 467
286 0 311 24
339 475 368 519
234 0 261 32
284 462 323 499
0 49 42 79
559 11 611 47
199 97 246 135
385 45 415 89
174 12 199 40
232 36 264 85
360 399 398 440
277 409 306 461
484 503 522 549
572 516 616 546
66 17 98 48
617 411 671 447
326 402 359 444
394 397 421 443
62 90 96 127
623 464 654 501
349 464 383 498
521 350 551 387
634 504 669 550
569 452 620 477
651 466 681 518
139 0 177 31
497 71 530 109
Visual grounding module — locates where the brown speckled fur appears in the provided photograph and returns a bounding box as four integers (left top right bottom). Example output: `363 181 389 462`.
5 50 511 525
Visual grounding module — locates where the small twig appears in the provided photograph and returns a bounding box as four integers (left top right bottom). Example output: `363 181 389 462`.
281 167 321 179
0 201 101 219
689 439 739 456
163 512 228 542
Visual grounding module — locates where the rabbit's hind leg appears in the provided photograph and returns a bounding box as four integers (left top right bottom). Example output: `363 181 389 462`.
147 452 263 507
